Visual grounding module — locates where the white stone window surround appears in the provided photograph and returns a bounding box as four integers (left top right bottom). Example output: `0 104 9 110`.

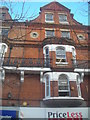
43 72 80 83
45 12 54 23
30 32 39 38
43 44 75 53
77 34 85 40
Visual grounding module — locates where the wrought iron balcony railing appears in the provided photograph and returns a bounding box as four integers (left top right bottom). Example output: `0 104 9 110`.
3 57 51 68
72 60 89 69
3 57 89 69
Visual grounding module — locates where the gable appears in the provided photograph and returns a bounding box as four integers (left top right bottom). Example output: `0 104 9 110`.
40 1 70 12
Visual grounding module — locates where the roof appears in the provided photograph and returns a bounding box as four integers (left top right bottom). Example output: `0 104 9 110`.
40 1 70 12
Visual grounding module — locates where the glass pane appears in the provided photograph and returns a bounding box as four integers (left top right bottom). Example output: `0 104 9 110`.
2 28 9 36
46 48 49 55
59 15 67 22
46 75 50 97
46 30 54 37
46 13 53 21
61 31 70 38
56 47 66 59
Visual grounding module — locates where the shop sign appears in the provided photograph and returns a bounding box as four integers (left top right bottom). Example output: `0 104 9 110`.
0 110 16 119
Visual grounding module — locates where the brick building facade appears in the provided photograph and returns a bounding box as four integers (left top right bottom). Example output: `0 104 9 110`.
0 1 89 111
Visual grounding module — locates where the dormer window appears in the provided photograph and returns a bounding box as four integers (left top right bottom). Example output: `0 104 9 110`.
45 13 54 23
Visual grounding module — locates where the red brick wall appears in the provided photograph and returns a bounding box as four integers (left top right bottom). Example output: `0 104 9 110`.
2 73 45 107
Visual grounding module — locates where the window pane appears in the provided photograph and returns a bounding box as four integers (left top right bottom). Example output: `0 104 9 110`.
45 13 53 21
46 75 50 97
59 14 67 22
45 48 49 55
58 75 70 96
56 47 66 60
0 13 6 20
61 31 70 38
2 28 9 36
46 30 54 37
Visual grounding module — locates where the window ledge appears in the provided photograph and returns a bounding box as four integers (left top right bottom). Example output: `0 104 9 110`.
56 62 68 65
43 96 84 101
45 21 54 23
59 21 69 24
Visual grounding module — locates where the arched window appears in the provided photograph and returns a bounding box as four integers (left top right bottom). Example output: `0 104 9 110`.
58 74 70 96
45 75 50 98
56 46 66 63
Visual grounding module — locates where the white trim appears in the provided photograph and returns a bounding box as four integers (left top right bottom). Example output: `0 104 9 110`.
3 66 51 72
43 45 75 53
45 28 55 30
59 22 69 24
56 62 68 65
43 72 79 82
74 69 90 73
43 96 84 100
60 29 70 31
58 13 67 15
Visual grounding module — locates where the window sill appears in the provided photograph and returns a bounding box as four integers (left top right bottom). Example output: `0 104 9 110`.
56 62 68 65
59 22 69 24
45 21 54 23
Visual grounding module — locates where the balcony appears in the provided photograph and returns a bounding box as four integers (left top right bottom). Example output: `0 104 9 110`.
3 57 51 68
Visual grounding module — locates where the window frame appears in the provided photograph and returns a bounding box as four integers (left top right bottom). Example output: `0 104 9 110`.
45 29 55 38
45 13 54 23
56 46 67 64
58 74 70 97
61 31 70 38
45 75 50 98
0 13 6 20
0 28 9 36
58 14 68 24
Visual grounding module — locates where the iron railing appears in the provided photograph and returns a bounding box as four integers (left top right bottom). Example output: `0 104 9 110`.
3 57 89 69
72 60 89 69
3 57 51 68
